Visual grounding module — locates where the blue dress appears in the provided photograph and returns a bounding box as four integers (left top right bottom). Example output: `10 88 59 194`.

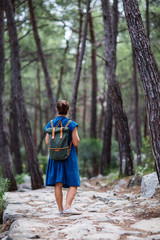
44 116 80 188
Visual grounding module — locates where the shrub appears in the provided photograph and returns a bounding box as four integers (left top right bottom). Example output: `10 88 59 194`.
38 154 48 175
135 135 155 175
15 173 26 185
78 138 102 178
0 178 10 212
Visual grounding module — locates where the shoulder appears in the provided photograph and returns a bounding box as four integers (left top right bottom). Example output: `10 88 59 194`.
68 120 78 132
44 118 56 131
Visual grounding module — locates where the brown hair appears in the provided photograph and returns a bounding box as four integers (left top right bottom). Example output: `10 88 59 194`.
57 100 69 115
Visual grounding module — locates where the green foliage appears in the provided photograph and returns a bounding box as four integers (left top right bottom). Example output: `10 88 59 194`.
105 171 119 184
78 138 102 178
0 178 10 212
135 136 155 175
110 140 119 170
38 154 48 175
15 174 26 185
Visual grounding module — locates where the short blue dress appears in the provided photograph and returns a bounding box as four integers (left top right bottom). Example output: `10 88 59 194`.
44 116 80 188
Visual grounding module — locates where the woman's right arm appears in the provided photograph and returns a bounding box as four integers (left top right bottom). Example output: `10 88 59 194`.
45 133 49 145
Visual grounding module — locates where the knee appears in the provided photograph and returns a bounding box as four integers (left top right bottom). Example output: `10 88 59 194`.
55 183 63 189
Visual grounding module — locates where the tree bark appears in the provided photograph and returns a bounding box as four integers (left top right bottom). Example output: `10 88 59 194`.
70 0 90 121
144 0 150 138
0 2 17 191
123 0 160 182
89 12 97 138
10 90 23 174
75 0 83 70
56 40 69 101
101 0 134 176
98 93 105 139
101 91 112 175
100 0 118 174
4 0 44 190
82 69 87 138
28 0 56 117
34 75 38 146
132 49 142 164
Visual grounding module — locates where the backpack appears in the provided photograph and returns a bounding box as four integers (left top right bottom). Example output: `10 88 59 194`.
45 119 72 161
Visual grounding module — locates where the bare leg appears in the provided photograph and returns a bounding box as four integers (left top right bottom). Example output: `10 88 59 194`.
65 186 77 209
55 183 63 212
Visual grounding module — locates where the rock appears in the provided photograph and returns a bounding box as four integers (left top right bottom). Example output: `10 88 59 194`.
131 218 160 233
141 172 159 198
113 179 126 190
127 173 142 188
83 182 91 188
96 174 104 179
7 218 49 240
60 219 96 240
83 233 120 240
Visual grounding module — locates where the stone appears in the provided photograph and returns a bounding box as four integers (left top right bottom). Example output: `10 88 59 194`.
83 182 91 188
141 172 159 198
59 220 96 240
7 218 50 240
113 179 126 190
83 233 120 240
131 218 160 233
127 173 142 188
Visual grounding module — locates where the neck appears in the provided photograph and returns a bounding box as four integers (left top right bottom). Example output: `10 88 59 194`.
57 114 66 117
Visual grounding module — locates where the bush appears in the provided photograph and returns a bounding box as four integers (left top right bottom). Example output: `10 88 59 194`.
135 135 155 175
0 178 10 212
78 138 102 178
38 154 48 175
15 173 26 185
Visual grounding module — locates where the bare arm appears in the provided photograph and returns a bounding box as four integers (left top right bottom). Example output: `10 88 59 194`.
72 127 80 147
45 133 49 145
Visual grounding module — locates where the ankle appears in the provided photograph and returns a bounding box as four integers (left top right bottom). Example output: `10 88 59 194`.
59 207 64 212
64 205 71 210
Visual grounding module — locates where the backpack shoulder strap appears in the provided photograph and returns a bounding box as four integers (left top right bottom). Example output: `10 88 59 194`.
65 119 72 128
50 119 54 128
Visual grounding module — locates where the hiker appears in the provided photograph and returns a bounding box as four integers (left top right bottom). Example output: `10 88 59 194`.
44 100 80 215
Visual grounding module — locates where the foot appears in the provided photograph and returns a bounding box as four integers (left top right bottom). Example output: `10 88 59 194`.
63 207 81 215
58 211 63 215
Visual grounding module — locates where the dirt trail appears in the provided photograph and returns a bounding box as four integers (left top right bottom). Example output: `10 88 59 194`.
1 176 160 240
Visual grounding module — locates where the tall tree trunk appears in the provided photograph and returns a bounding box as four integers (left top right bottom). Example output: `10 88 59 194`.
76 0 83 70
82 69 87 138
70 0 90 121
132 49 142 164
10 90 23 175
34 78 38 146
36 65 44 154
28 0 56 117
100 0 118 174
144 0 150 138
98 93 105 139
89 12 97 138
56 40 69 101
4 0 44 190
0 3 17 191
101 0 134 176
101 91 112 175
123 0 160 183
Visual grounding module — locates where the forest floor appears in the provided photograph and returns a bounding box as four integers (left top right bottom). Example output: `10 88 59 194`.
1 175 160 240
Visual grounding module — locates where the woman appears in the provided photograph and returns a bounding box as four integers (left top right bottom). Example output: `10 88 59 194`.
44 100 80 215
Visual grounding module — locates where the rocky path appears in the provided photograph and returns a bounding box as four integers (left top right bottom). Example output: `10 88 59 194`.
1 175 160 240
